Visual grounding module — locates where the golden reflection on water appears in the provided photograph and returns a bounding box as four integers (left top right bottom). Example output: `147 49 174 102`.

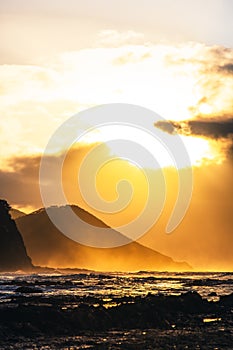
203 318 222 323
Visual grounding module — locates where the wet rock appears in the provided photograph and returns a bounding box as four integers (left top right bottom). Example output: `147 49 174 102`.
15 286 43 294
219 292 233 307
180 291 206 312
0 291 229 337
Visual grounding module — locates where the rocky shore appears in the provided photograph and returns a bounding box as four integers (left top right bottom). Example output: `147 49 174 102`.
0 288 232 349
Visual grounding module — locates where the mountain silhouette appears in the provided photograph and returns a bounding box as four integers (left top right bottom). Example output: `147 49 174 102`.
10 208 26 220
0 200 33 271
16 205 190 271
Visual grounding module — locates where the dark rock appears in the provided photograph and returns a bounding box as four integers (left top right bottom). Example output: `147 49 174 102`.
15 286 43 294
208 291 217 297
0 291 229 338
0 200 33 271
219 292 233 306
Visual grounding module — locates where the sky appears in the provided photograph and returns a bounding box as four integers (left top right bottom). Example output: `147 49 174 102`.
0 0 233 270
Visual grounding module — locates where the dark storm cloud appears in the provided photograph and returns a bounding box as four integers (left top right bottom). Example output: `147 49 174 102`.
0 154 66 209
218 63 233 74
155 118 233 162
154 121 176 134
0 144 101 210
188 119 233 139
155 118 233 139
0 156 41 208
227 142 233 159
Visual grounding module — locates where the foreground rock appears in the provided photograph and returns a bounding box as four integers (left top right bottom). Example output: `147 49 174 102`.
0 200 33 272
0 291 231 337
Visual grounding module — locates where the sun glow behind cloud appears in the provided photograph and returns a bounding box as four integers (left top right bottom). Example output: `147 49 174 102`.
0 37 232 168
77 124 216 168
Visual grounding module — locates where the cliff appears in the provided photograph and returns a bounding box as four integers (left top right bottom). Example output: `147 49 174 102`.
0 200 33 271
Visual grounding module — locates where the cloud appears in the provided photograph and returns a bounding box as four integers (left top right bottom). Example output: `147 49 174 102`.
0 40 233 164
227 142 233 159
154 121 177 134
0 156 42 210
0 144 110 211
155 118 233 139
165 44 233 118
112 51 151 65
218 63 233 74
96 30 145 46
187 119 233 139
155 118 233 164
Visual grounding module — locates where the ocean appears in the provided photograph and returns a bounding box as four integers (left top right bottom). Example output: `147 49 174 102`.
0 271 232 349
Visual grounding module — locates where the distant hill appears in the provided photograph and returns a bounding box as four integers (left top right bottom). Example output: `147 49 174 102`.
16 205 191 272
10 208 26 220
0 200 33 272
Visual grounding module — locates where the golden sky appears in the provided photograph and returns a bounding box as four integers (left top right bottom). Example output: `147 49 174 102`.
0 0 233 270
